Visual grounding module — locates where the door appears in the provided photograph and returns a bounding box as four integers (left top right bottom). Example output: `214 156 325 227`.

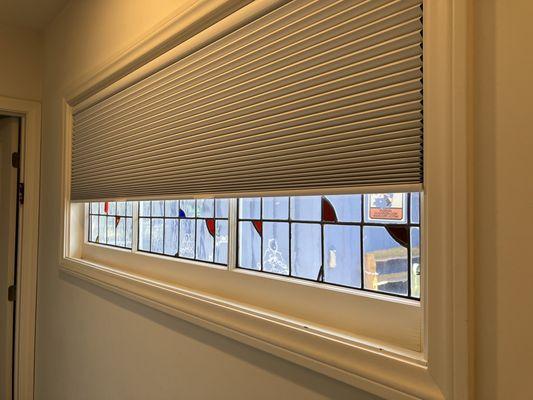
0 117 19 400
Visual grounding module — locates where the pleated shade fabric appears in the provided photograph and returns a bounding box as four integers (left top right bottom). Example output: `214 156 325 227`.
71 0 423 201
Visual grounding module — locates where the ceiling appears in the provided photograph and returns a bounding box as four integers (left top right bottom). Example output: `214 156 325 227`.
0 0 69 31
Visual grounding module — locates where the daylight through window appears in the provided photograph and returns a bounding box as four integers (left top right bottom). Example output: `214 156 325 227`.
87 193 421 299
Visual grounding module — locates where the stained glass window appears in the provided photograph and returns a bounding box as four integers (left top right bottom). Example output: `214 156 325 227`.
87 193 421 300
88 201 133 249
237 193 421 299
138 199 229 266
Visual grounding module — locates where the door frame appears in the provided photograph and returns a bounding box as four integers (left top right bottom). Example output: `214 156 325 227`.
0 96 40 400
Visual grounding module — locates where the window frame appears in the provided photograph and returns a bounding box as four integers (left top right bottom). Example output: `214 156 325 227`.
59 0 473 398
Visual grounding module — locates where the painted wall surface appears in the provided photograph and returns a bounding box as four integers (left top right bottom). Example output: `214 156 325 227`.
0 24 42 101
36 1 377 399
474 0 533 398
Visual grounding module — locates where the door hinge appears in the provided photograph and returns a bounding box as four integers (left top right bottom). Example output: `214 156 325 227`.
11 152 19 169
8 285 15 302
18 182 24 205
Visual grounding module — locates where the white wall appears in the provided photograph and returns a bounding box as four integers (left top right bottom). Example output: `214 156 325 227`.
474 0 533 398
36 1 378 399
0 24 42 100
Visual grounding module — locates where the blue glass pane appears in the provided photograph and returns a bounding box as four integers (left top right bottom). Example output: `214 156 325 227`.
215 199 229 218
262 197 289 220
364 193 407 224
411 227 421 298
196 220 214 262
179 219 195 258
98 216 106 243
165 200 179 217
139 201 151 217
126 202 133 216
215 220 229 264
151 218 164 253
180 200 195 218
291 223 321 280
325 195 361 222
116 217 126 247
323 225 361 288
106 217 116 245
197 199 214 218
108 202 116 215
90 203 99 214
151 201 164 217
363 226 408 295
90 216 98 242
290 196 321 221
410 192 420 224
263 222 289 275
239 198 261 219
164 219 179 256
116 202 126 216
138 218 151 251
238 221 261 270
126 218 133 248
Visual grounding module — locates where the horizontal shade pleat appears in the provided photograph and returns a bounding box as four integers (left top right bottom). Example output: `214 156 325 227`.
71 0 423 201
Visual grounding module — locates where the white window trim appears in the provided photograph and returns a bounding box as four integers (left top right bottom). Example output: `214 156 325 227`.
0 96 41 400
58 0 473 399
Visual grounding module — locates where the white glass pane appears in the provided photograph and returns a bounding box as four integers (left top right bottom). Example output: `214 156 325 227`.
151 201 164 217
363 226 408 295
90 202 99 214
238 221 261 270
98 216 106 243
126 201 133 216
291 223 321 280
180 200 195 218
410 192 420 224
196 220 214 262
164 219 179 256
238 198 260 219
151 218 164 253
262 197 289 220
108 202 116 215
138 218 151 251
325 195 361 222
215 199 229 218
179 219 195 258
90 215 98 242
139 201 151 217
116 217 126 247
215 220 229 264
263 222 289 275
197 199 214 218
116 201 126 216
106 217 116 245
126 218 133 248
165 200 179 217
290 196 321 221
99 202 106 214
411 227 421 298
323 225 361 288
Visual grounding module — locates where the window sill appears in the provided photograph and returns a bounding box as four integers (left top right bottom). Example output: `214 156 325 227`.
60 256 442 400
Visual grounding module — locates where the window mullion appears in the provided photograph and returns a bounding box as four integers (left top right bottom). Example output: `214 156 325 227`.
228 198 238 270
132 201 139 253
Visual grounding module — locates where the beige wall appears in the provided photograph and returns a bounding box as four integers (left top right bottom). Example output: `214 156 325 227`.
474 0 533 398
0 24 42 101
36 1 377 399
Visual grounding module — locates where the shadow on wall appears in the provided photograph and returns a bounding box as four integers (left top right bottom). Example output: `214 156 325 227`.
60 271 380 400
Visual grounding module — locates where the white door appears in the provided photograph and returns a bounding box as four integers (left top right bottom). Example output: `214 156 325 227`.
0 117 19 400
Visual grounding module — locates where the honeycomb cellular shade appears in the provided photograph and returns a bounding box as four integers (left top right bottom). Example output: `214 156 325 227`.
70 0 423 202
